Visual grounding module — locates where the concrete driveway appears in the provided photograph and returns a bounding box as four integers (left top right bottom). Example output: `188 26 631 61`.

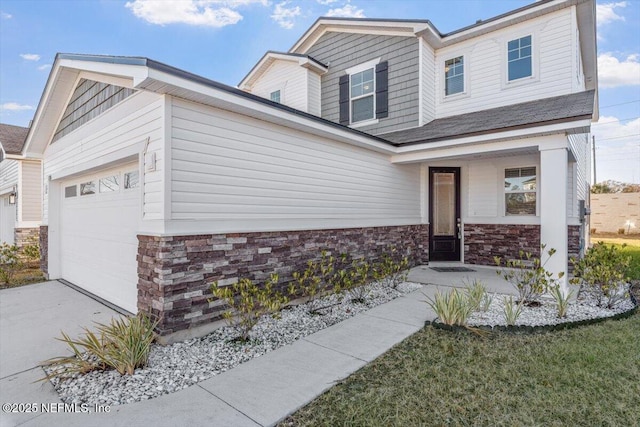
0 281 121 426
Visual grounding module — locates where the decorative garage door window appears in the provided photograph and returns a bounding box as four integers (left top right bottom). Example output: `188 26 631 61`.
505 167 536 215
80 181 95 196
99 176 119 193
65 185 77 198
124 171 139 189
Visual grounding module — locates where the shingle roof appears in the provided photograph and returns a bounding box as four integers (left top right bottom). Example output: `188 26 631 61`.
381 90 596 146
0 123 29 155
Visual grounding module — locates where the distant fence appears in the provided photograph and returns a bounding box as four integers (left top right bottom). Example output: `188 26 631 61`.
590 192 640 234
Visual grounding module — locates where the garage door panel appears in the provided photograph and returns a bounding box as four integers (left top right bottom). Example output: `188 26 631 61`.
60 165 139 313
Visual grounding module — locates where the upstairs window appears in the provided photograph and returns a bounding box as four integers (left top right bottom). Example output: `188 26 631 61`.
507 35 533 81
350 68 375 123
505 167 537 216
339 59 388 126
445 56 464 96
270 90 281 103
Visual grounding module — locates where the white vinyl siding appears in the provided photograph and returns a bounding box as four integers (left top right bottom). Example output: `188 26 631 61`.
307 72 322 116
19 160 42 223
170 97 421 233
0 159 18 195
419 38 436 125
568 133 590 219
249 60 308 113
467 162 498 217
435 8 575 118
43 91 165 223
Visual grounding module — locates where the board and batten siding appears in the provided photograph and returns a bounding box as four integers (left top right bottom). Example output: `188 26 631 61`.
170 97 421 233
43 91 165 223
435 8 576 118
18 160 42 223
249 60 308 112
306 32 420 135
0 159 18 195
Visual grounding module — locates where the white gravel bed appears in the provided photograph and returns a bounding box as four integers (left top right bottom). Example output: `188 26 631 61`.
467 286 636 328
47 281 423 406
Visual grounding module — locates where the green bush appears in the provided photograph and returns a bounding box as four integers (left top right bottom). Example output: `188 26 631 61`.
347 259 372 303
0 242 21 284
290 251 335 314
571 242 631 308
373 247 409 289
463 279 487 312
42 313 158 379
211 273 289 341
495 244 564 304
549 285 574 318
21 236 40 266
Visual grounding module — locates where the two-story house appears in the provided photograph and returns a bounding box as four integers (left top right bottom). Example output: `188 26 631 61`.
0 123 42 247
22 0 596 340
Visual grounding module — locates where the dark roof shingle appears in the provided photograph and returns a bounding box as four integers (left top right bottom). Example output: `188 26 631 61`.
0 123 29 155
381 90 596 146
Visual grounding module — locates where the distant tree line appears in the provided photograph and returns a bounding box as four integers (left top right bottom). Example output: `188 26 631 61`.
591 180 640 194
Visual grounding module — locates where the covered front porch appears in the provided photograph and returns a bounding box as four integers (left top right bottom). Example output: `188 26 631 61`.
391 132 589 293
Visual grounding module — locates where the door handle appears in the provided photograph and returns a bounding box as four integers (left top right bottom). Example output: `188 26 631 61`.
457 218 462 240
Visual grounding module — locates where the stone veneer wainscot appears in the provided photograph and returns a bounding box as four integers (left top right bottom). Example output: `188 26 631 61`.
137 225 429 337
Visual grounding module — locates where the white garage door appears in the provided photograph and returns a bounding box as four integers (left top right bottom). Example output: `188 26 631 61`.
60 164 140 313
0 194 16 245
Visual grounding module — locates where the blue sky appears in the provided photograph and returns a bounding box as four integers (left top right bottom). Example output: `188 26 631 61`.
1 0 638 183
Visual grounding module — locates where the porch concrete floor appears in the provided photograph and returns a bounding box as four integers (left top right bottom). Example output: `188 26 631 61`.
408 263 518 296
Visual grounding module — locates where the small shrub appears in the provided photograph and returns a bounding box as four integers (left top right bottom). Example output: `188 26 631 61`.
426 289 471 326
549 285 574 318
21 236 40 267
42 313 157 380
0 242 22 284
479 292 494 312
495 244 564 305
373 247 410 289
618 228 626 235
291 251 335 314
211 273 289 341
502 296 523 326
463 279 487 312
571 242 631 309
348 259 372 303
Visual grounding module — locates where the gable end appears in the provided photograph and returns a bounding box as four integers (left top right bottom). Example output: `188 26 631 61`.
53 78 135 143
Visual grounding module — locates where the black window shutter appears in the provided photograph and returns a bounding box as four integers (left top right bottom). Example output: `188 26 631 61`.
339 74 350 125
375 61 389 119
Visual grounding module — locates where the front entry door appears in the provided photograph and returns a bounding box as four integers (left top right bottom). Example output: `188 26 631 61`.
429 167 461 262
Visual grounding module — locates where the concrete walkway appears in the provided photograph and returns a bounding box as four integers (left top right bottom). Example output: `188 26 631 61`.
1 267 509 427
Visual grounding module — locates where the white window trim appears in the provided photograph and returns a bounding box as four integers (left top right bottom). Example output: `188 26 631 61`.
503 165 539 217
442 54 468 101
269 89 282 103
502 31 540 89
346 58 380 126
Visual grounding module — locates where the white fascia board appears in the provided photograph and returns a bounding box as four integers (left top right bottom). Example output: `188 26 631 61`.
391 120 589 163
58 59 149 86
142 68 396 154
419 0 571 48
291 20 429 54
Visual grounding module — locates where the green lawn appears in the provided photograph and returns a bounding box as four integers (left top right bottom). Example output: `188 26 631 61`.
282 314 640 426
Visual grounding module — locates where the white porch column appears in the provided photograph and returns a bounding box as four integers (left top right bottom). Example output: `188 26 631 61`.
539 143 568 292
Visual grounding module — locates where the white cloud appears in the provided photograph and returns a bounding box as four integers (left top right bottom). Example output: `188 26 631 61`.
0 103 34 111
1 11 12 19
326 3 365 18
596 2 627 26
20 53 40 61
598 52 640 88
271 1 301 29
38 64 52 71
317 0 338 4
592 116 640 183
125 0 268 27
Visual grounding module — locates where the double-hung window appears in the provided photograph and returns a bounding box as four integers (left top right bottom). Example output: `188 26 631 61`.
270 90 281 103
504 167 537 216
350 68 375 123
445 56 464 96
507 35 533 81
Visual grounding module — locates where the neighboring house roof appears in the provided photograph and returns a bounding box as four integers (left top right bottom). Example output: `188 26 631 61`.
0 123 29 155
381 90 596 146
239 51 328 90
